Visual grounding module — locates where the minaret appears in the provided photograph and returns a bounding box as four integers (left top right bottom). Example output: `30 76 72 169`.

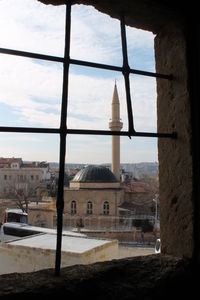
109 82 123 181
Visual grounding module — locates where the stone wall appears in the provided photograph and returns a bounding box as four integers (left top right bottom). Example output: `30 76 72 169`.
155 23 194 258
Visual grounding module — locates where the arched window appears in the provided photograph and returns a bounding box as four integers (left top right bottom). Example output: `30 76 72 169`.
103 201 109 215
71 200 76 215
87 201 93 215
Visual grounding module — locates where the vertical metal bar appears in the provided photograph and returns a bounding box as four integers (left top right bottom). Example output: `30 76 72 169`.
120 15 135 135
55 2 71 276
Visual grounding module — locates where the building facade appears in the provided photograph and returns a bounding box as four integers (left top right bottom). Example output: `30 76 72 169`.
64 84 125 229
64 165 124 229
0 158 51 198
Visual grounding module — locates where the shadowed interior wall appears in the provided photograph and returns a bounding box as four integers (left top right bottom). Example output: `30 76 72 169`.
155 22 193 258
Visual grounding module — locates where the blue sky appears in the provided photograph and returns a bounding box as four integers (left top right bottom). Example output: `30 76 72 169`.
0 0 158 164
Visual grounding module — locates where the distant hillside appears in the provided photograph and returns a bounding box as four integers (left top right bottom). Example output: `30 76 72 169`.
121 162 158 178
49 162 158 178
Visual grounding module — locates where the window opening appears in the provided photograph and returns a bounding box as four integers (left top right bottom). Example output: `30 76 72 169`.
71 200 76 215
0 1 176 276
103 201 109 215
87 201 93 215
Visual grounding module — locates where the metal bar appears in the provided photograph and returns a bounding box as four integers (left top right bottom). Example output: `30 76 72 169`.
66 128 177 139
0 47 64 63
120 15 134 135
55 2 71 277
129 68 173 80
70 58 122 72
0 126 60 134
70 57 172 79
0 126 177 139
0 48 172 80
133 130 177 139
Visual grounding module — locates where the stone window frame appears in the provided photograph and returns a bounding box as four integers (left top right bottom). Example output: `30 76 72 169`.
0 1 176 275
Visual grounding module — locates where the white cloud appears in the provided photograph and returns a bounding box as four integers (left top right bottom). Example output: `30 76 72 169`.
0 1 157 162
71 5 122 65
0 0 65 56
0 54 62 127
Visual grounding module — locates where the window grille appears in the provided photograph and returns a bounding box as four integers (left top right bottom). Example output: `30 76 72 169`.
0 1 176 275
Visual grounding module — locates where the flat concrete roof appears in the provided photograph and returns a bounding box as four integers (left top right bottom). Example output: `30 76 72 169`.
9 233 113 254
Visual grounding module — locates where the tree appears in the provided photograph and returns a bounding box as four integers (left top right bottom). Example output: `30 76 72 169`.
5 179 47 213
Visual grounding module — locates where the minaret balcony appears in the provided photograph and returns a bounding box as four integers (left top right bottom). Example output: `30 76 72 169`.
109 121 123 131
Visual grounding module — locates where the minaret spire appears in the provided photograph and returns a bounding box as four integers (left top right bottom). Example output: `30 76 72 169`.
109 82 123 181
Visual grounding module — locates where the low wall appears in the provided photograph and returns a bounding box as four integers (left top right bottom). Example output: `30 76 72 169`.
0 238 118 275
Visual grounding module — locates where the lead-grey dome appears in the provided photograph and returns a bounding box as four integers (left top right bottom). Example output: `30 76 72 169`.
72 165 118 183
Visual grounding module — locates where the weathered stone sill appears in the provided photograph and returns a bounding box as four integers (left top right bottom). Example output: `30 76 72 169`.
0 254 196 299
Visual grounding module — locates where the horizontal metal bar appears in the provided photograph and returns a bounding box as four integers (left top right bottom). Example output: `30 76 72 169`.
0 48 172 80
0 126 177 138
70 58 172 80
0 48 64 63
0 126 60 134
66 128 177 138
133 131 177 138
70 58 122 72
129 69 173 80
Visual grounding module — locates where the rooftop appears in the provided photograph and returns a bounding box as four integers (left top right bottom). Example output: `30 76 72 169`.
9 233 112 254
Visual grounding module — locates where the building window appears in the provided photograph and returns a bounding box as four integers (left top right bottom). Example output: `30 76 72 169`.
87 201 93 215
4 175 7 180
103 201 109 215
71 200 77 215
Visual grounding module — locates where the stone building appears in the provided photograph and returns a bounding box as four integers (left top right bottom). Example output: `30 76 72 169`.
64 164 124 229
64 84 125 229
0 158 51 198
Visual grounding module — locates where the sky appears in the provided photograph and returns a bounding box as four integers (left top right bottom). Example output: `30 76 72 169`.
0 0 158 164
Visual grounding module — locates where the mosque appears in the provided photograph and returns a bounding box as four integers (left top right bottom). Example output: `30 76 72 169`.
63 83 125 229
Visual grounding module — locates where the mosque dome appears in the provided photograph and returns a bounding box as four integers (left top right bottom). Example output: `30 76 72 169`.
72 165 118 183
